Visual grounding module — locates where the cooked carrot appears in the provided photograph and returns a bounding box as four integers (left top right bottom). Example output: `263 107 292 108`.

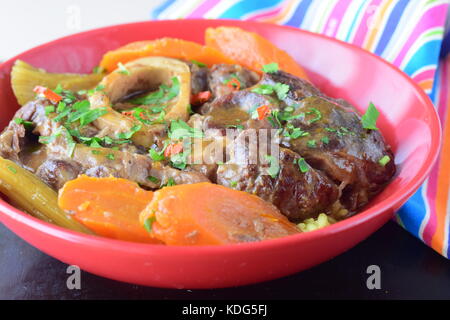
205 26 309 80
139 182 300 245
58 175 162 244
99 38 236 72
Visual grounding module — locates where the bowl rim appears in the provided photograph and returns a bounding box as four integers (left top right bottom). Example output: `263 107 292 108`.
0 19 442 255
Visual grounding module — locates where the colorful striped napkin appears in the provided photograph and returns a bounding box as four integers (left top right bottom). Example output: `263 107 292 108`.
151 0 450 258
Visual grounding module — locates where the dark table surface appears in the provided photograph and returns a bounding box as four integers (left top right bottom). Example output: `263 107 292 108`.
1 220 449 300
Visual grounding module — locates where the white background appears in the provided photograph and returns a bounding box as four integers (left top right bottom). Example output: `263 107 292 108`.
0 0 165 61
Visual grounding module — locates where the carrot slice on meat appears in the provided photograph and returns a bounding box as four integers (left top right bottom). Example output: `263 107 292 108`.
58 175 162 244
99 38 236 72
205 26 309 80
139 182 300 245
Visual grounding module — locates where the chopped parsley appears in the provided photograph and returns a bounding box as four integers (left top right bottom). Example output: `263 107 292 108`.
251 83 290 100
7 166 17 174
262 63 279 73
118 124 142 140
91 150 101 155
130 77 180 107
162 177 176 187
307 140 317 148
191 60 206 67
106 153 115 160
92 66 105 74
379 155 391 166
147 176 160 184
361 102 379 130
230 181 238 188
321 136 330 144
297 158 309 173
143 216 156 233
265 155 280 179
168 119 204 140
306 108 322 124
14 118 34 129
117 62 130 75
149 147 166 161
45 106 55 116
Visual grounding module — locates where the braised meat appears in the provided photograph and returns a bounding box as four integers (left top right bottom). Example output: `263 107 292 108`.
217 130 339 221
0 60 395 223
281 96 395 211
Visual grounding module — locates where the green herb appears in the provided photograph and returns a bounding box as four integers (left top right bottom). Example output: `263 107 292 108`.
170 149 190 170
143 216 156 233
149 147 166 161
92 66 105 74
45 106 55 116
118 124 142 140
379 155 390 166
321 136 330 144
306 108 322 124
251 83 289 100
265 155 280 178
191 60 206 67
7 166 17 174
14 118 34 129
80 108 109 127
262 63 279 73
91 150 101 155
147 176 160 184
251 84 274 95
169 120 204 140
162 177 176 187
130 77 180 105
273 83 289 100
361 102 379 130
325 127 337 132
117 62 130 75
283 124 309 139
297 158 309 173
307 140 317 148
106 153 115 160
230 181 238 188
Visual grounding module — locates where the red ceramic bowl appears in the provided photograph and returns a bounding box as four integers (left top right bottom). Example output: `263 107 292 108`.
0 20 441 289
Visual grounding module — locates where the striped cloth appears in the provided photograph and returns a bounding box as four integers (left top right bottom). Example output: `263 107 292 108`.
150 0 450 258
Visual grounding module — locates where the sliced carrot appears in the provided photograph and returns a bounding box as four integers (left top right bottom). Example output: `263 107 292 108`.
139 182 300 246
58 175 162 244
205 26 309 80
99 38 236 73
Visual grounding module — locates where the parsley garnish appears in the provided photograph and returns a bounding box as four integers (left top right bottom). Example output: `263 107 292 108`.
149 147 166 161
14 118 34 129
297 158 309 173
251 83 290 100
143 216 156 233
117 62 130 75
147 176 160 184
230 181 238 188
379 155 390 166
106 153 115 160
92 66 105 74
162 177 176 187
7 166 17 174
169 120 204 140
306 108 322 124
321 136 330 144
307 140 317 148
361 102 379 130
262 63 279 73
191 60 206 67
265 155 280 178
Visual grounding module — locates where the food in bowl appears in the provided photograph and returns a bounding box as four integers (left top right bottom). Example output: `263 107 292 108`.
0 27 395 245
